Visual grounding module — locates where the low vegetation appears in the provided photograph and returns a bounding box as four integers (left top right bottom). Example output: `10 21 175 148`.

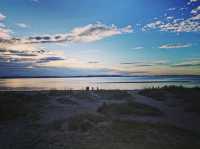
0 91 47 121
66 114 200 149
1 89 200 149
71 90 94 100
97 101 163 117
95 90 133 100
139 86 200 114
56 97 78 105
68 112 107 132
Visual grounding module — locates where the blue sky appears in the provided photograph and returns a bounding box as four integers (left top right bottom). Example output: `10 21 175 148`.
0 0 200 76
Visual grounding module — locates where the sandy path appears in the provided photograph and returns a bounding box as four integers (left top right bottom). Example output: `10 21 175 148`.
128 91 200 133
32 89 200 134
39 91 200 133
39 95 100 124
39 91 128 125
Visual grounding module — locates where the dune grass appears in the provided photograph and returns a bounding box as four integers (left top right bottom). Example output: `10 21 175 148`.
64 113 200 149
1 90 200 149
68 112 107 132
0 91 48 121
139 86 200 114
95 90 133 100
97 101 162 117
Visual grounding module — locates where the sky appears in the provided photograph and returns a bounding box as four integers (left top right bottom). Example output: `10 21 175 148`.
0 0 200 76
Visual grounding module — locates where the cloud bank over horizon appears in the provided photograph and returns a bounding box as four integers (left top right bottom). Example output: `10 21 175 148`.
0 21 133 73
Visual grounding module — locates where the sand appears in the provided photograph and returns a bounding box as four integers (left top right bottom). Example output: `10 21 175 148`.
0 89 200 149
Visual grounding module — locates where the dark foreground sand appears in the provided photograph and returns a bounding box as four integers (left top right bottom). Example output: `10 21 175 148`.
0 87 200 149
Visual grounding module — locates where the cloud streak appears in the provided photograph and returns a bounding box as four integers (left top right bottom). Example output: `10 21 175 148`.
159 43 192 49
120 60 169 67
0 12 12 39
0 40 66 69
88 61 100 64
132 46 144 50
173 59 200 67
0 12 6 21
16 23 29 28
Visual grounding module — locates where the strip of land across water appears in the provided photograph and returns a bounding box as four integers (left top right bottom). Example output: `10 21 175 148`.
0 86 200 149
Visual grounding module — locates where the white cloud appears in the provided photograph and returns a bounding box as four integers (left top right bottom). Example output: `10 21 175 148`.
0 28 12 39
63 22 132 43
191 6 200 14
16 23 29 28
167 16 174 20
132 46 144 50
187 0 199 5
143 1 200 33
31 0 39 2
0 12 11 39
191 14 200 20
13 22 133 44
168 8 176 11
136 23 141 26
0 13 6 21
143 15 200 32
159 43 192 49
0 23 5 28
0 22 133 44
142 21 163 31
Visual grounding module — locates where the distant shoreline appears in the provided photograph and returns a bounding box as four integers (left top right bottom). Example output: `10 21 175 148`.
101 80 191 83
0 75 199 91
0 75 200 79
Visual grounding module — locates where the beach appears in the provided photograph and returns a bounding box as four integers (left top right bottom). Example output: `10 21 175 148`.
1 0 200 148
0 87 200 149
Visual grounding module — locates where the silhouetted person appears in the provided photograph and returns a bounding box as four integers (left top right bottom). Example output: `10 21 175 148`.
86 86 90 91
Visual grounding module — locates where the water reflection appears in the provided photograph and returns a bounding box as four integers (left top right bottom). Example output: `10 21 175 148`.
0 76 199 91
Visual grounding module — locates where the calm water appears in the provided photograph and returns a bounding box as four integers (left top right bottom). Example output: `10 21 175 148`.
0 76 200 90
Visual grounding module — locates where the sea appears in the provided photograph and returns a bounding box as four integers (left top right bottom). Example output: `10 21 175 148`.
0 75 199 91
